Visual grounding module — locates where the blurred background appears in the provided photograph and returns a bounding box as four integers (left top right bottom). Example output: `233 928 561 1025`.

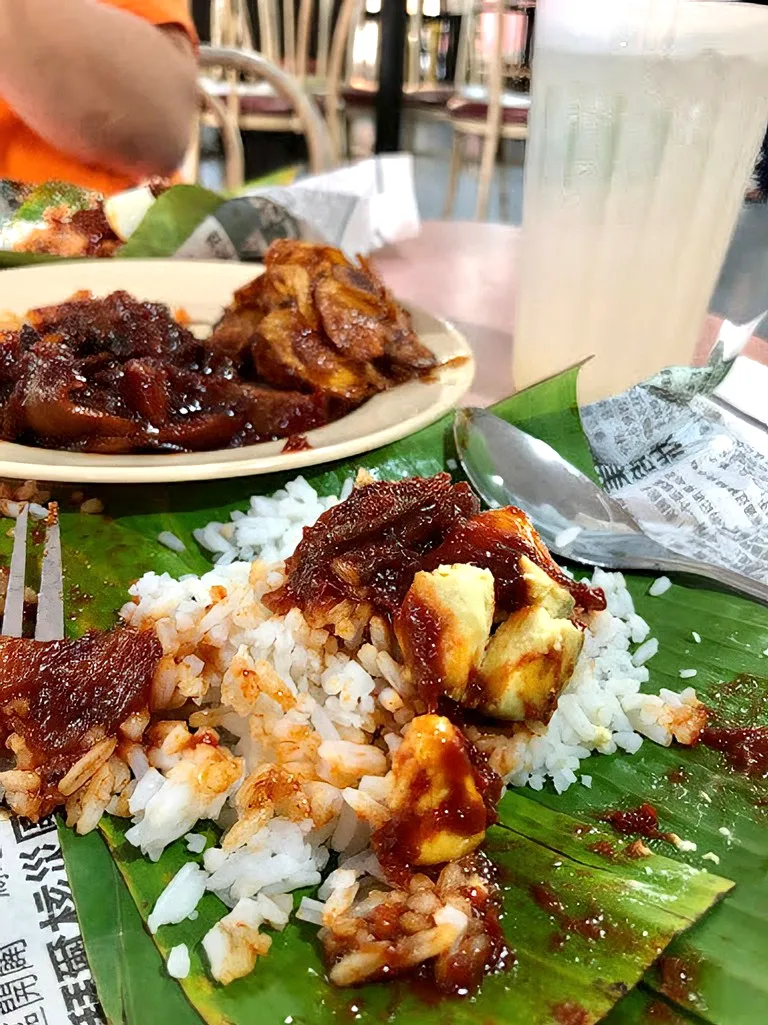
188 0 768 331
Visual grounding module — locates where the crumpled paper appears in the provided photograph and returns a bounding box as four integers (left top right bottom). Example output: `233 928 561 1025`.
581 321 768 584
174 154 420 261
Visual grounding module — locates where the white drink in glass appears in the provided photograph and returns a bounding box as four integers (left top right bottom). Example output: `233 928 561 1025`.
515 0 768 404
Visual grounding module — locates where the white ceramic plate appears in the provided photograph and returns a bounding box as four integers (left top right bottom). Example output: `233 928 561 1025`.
0 260 475 483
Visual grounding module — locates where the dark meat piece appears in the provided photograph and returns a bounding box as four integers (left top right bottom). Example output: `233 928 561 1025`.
206 306 262 364
240 383 328 443
0 293 330 452
27 290 201 362
263 474 479 620
0 628 161 817
423 507 606 614
0 331 21 403
2 340 139 446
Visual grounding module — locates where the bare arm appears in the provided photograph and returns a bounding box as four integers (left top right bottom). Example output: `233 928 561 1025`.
0 0 198 177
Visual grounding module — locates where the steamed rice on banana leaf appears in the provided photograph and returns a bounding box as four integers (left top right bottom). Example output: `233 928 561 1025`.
0 470 725 999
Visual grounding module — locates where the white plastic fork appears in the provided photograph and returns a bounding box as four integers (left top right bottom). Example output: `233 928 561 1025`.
1 501 64 641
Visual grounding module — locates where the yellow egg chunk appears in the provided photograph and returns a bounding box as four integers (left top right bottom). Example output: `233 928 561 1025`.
385 714 487 866
475 606 584 722
395 564 494 704
519 555 576 619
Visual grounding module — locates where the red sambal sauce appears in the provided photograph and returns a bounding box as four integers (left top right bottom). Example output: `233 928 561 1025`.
282 433 312 453
264 476 605 628
0 628 161 780
264 474 479 618
699 724 768 777
600 803 664 839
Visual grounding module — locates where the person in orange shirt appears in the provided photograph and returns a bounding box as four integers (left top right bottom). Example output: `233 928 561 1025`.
0 0 198 196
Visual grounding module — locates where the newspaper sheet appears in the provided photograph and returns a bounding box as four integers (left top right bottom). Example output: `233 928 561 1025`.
174 153 420 260
582 349 768 583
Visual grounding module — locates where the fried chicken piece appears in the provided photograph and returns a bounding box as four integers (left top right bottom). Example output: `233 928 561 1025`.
252 308 386 403
209 241 437 398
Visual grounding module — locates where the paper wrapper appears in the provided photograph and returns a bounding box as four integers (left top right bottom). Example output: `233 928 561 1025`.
582 322 768 584
0 814 100 1025
173 155 420 260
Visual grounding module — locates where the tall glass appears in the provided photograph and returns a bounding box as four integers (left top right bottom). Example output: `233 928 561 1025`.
514 0 768 404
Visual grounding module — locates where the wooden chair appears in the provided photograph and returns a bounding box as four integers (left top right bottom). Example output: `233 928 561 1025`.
444 0 533 221
197 45 335 177
181 82 246 190
206 0 343 136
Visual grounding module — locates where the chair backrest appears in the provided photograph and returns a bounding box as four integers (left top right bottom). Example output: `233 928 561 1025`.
210 0 256 51
181 81 246 191
325 0 365 159
199 45 335 173
210 0 344 89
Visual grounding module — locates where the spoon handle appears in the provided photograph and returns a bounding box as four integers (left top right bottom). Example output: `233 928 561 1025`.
634 553 768 608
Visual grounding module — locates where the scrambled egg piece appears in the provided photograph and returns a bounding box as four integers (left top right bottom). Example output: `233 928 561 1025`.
396 564 494 703
474 606 584 722
388 714 487 865
519 555 575 619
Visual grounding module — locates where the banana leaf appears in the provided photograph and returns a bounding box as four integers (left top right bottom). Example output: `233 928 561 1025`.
4 367 764 1024
83 801 729 1025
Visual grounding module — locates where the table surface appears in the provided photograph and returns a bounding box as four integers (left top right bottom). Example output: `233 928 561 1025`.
373 220 768 407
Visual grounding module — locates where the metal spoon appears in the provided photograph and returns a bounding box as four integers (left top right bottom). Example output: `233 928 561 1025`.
454 406 768 608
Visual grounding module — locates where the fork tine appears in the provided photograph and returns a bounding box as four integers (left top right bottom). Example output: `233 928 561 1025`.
2 502 29 637
35 503 63 642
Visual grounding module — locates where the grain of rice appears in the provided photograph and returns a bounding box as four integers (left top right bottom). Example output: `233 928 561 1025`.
692 631 701 644
158 531 187 553
185 832 207 854
632 638 659 666
148 862 208 933
648 576 671 597
297 897 327 925
679 669 697 679
167 944 191 979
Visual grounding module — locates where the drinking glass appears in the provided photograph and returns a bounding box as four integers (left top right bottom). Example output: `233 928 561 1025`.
514 0 768 404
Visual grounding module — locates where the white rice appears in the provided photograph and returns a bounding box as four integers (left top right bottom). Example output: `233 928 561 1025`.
158 531 187 553
679 669 697 679
649 576 672 597
185 832 207 854
167 944 191 979
121 476 703 984
147 863 208 933
193 476 352 566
